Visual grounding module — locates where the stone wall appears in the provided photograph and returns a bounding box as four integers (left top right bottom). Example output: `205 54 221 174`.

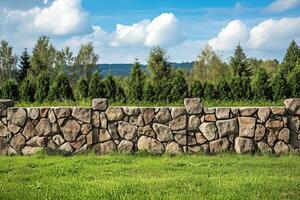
0 98 300 155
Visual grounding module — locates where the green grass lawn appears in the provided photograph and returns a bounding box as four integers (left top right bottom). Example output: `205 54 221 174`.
0 154 299 200
15 99 285 107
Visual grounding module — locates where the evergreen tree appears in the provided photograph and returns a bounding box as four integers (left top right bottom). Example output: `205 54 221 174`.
143 80 156 102
1 80 18 100
17 48 31 83
288 64 300 98
230 44 252 77
0 40 18 83
75 77 89 100
103 74 116 100
190 80 203 98
169 70 188 101
228 76 252 100
115 84 126 102
282 40 300 74
203 82 217 100
35 72 51 102
147 46 171 81
48 73 74 101
89 71 105 99
216 78 231 100
251 67 270 100
128 59 145 101
19 78 35 102
272 67 289 100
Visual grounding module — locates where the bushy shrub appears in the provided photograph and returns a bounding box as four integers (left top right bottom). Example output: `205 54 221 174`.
103 74 116 100
35 72 51 102
272 67 289 100
216 78 230 100
203 82 217 100
89 71 105 99
1 79 18 100
251 67 271 100
228 76 252 100
288 64 300 98
48 73 74 101
190 80 203 98
75 77 89 100
169 70 188 101
143 80 155 102
19 78 35 102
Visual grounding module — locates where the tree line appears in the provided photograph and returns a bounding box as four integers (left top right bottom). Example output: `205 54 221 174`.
0 36 300 103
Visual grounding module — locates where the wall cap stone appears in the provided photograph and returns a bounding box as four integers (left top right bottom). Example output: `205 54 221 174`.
0 99 14 108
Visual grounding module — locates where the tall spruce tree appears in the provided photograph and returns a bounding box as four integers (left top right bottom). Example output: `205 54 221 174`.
251 67 270 100
17 48 31 83
170 70 188 101
128 59 145 101
89 71 105 99
75 77 89 100
19 78 35 102
48 73 74 101
282 40 300 74
191 80 203 98
35 72 51 102
271 67 289 100
230 44 252 77
103 74 116 101
143 80 156 102
288 63 300 98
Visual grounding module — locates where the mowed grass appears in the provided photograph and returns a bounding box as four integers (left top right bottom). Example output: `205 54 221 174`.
0 154 299 200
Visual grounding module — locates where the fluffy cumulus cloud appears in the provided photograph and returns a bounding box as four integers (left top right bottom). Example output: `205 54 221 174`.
266 0 300 13
208 20 249 51
111 13 185 47
2 0 92 37
248 17 300 50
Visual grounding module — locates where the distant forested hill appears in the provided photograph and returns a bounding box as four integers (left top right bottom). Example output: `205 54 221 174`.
97 62 194 76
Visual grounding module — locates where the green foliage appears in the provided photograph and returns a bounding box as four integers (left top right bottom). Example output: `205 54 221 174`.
282 40 300 74
19 78 35 102
272 67 289 100
147 46 171 81
35 72 51 102
251 67 271 100
89 71 105 99
75 77 89 100
48 73 74 101
203 82 217 100
288 64 300 98
30 36 56 77
228 76 252 100
128 60 145 101
143 80 155 102
17 48 31 83
0 40 18 83
230 44 252 77
1 79 18 100
216 78 231 100
190 80 203 98
103 74 116 100
169 70 188 101
115 84 126 102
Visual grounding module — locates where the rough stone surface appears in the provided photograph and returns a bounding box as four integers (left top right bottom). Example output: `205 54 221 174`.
99 129 112 142
108 123 119 139
92 98 108 111
257 141 272 153
271 108 286 115
59 142 73 153
129 116 144 127
137 125 155 137
174 133 187 146
124 107 140 116
22 146 42 155
254 124 265 142
153 123 173 142
71 135 86 149
199 122 217 141
258 108 271 123
118 140 134 153
26 136 46 147
184 98 202 114
216 119 238 138
100 112 107 129
27 108 39 120
53 135 65 146
72 108 92 124
239 108 257 117
209 138 229 153
238 117 256 138
117 122 137 140
48 109 56 123
36 119 52 136
106 108 125 121
10 134 26 151
171 107 186 119
99 140 117 154
195 133 207 144
266 118 284 132
86 130 98 145
142 108 155 125
234 137 255 154
169 115 186 131
81 124 92 135
216 108 230 119
8 108 27 127
284 98 300 114
165 142 183 155
274 141 289 154
62 120 80 142
278 128 290 143
267 132 277 147
155 108 172 123
137 136 164 154
92 112 100 127
54 108 71 119
188 115 200 131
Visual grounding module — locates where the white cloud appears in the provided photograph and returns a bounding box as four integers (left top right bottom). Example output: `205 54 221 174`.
111 13 185 48
208 20 249 51
266 0 300 13
3 0 92 37
248 17 300 50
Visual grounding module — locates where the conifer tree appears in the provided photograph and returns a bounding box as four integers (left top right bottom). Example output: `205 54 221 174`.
191 80 203 98
282 40 300 74
19 78 35 102
17 48 31 83
216 78 231 100
89 71 105 99
288 63 300 98
48 73 74 101
35 72 51 102
75 77 89 100
230 44 252 77
143 80 156 102
251 67 270 100
103 74 116 101
170 70 188 101
1 79 18 100
272 67 289 100
128 59 145 101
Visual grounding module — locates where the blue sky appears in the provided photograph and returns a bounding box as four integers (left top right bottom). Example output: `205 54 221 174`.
0 0 300 63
